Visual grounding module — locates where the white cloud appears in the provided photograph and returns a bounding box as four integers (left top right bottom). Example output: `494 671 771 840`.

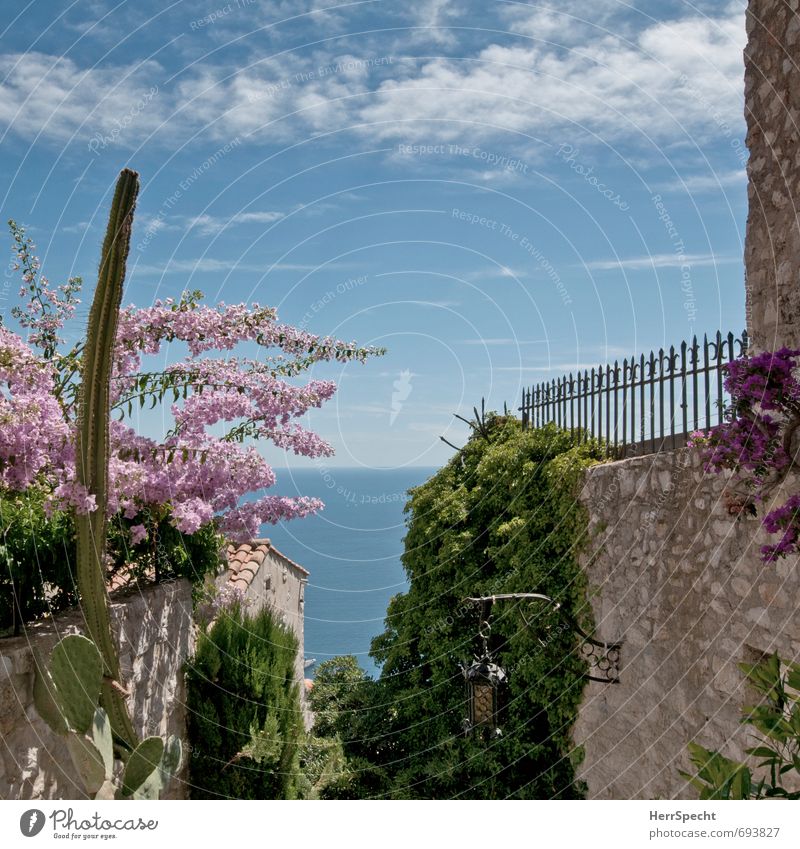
408 0 458 47
360 6 745 144
499 2 624 44
130 258 324 275
0 5 746 153
463 265 528 281
657 168 747 193
61 220 91 234
187 210 285 235
0 52 166 144
459 337 547 345
586 252 741 271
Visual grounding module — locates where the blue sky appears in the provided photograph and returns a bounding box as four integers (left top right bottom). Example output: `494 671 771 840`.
0 0 749 469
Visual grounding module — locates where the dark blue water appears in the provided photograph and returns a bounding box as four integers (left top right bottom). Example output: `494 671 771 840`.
264 467 435 677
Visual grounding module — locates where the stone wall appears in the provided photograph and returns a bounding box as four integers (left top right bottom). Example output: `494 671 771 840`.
572 451 800 799
744 0 800 350
0 580 194 800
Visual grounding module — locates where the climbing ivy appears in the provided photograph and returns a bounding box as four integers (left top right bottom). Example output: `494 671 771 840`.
311 416 606 799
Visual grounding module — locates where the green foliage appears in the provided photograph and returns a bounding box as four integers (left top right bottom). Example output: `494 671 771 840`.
296 734 352 799
311 417 605 799
48 634 104 735
0 487 222 634
108 513 222 602
0 486 76 635
32 634 181 799
681 653 800 799
306 656 391 799
186 602 306 799
122 737 165 798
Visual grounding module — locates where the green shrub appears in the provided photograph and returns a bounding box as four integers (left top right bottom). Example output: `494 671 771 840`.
0 486 77 635
185 602 306 799
107 513 223 603
312 417 605 799
0 486 222 634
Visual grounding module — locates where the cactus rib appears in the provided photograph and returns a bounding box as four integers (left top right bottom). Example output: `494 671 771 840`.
75 168 140 749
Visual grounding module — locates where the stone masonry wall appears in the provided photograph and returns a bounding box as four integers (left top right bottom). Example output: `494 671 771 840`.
744 0 800 350
0 580 194 800
572 451 800 799
241 547 307 697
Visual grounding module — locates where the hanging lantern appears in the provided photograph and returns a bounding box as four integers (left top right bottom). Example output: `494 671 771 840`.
462 654 507 736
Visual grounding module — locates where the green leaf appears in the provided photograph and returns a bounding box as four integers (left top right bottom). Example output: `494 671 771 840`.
728 765 751 799
791 703 800 736
159 735 182 782
678 770 709 793
32 648 69 735
90 708 114 778
122 737 164 796
49 635 104 734
66 733 107 795
132 770 163 800
745 746 780 759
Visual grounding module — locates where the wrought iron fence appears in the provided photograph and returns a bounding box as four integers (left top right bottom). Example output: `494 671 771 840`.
519 330 748 458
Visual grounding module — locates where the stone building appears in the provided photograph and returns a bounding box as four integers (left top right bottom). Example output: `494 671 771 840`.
743 0 800 351
572 0 800 799
224 537 310 721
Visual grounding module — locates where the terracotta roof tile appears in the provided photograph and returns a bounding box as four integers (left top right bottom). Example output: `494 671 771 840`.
107 537 309 596
224 537 309 590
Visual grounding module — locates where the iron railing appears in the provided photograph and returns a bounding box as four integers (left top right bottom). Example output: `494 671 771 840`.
519 330 748 458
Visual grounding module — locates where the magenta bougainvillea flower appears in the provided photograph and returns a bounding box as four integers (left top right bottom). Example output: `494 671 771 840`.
0 222 383 539
688 347 800 563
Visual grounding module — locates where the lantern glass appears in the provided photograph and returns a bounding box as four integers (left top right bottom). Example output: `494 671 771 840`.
463 657 507 733
471 681 496 727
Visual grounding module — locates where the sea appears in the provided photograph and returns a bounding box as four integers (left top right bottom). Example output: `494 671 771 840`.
263 467 436 678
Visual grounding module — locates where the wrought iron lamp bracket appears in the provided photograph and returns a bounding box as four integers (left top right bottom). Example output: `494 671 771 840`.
464 593 622 684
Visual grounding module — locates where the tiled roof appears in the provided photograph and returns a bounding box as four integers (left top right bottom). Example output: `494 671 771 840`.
108 538 308 596
226 537 309 592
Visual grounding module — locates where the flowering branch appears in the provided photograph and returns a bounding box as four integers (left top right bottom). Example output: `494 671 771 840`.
689 348 800 562
0 220 385 542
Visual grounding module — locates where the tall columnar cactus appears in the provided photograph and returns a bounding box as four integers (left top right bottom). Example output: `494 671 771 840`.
75 168 140 749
